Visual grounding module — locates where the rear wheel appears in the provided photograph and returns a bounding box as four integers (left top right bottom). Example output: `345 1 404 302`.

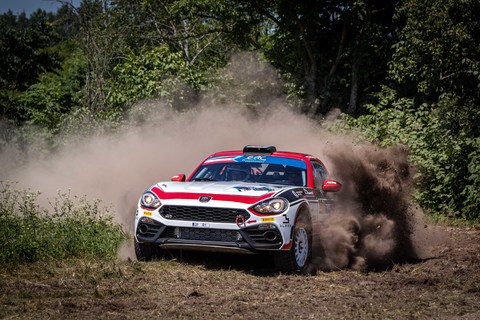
274 212 313 274
134 238 157 261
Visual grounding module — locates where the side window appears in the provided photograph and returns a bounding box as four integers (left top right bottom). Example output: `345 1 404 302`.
311 161 327 189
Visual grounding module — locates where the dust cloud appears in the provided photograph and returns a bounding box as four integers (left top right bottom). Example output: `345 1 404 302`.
0 53 444 269
313 144 428 271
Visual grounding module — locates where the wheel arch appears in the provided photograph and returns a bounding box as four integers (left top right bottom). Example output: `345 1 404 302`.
294 202 312 226
286 202 312 243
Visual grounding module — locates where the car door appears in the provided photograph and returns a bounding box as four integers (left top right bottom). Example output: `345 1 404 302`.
310 160 334 217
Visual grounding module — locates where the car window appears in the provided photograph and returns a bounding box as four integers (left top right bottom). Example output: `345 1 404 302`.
191 156 307 186
311 160 327 188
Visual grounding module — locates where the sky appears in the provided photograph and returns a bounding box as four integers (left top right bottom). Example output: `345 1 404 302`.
0 0 81 16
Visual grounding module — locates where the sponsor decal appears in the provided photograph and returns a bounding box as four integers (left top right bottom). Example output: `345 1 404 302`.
280 214 292 227
234 155 267 163
303 188 314 196
233 186 275 192
261 217 275 222
293 190 303 197
143 211 152 216
143 217 154 224
292 188 315 198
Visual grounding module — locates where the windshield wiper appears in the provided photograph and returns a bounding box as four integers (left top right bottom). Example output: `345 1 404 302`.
191 178 217 182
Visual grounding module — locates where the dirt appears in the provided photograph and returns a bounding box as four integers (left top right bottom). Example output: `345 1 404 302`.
1 225 479 320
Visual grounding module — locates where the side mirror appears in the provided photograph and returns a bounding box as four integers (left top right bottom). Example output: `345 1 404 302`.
171 174 186 182
322 179 342 192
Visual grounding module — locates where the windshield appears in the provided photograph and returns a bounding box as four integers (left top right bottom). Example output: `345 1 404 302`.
190 155 307 187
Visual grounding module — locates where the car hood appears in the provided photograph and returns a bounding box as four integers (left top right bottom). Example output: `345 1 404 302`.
152 181 286 197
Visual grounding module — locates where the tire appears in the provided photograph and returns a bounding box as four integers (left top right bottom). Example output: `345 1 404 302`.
134 238 157 261
274 212 313 274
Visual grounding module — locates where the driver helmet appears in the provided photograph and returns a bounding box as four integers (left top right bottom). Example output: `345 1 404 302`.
226 164 250 181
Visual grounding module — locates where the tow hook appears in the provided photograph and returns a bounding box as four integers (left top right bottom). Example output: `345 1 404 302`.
236 215 245 227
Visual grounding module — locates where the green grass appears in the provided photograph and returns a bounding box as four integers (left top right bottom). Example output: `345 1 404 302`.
0 182 128 264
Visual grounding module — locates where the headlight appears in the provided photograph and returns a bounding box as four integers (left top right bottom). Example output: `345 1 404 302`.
251 198 288 214
140 191 162 209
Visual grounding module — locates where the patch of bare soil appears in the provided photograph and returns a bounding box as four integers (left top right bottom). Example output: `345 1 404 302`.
1 225 479 320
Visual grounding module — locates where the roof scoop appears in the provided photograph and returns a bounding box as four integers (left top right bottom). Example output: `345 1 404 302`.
243 145 277 154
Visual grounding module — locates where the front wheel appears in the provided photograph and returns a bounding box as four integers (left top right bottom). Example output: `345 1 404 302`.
134 238 158 261
274 212 313 274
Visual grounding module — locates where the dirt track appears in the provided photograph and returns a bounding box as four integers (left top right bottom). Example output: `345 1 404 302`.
1 225 479 319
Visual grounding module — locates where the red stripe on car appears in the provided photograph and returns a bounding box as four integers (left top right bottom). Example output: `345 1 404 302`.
150 186 274 204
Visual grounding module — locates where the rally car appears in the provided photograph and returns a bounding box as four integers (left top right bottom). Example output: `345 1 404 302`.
134 145 342 273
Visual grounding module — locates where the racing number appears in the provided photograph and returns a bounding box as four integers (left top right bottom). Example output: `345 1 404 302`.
282 214 290 224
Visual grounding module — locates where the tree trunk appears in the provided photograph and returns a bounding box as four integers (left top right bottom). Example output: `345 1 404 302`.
347 58 360 115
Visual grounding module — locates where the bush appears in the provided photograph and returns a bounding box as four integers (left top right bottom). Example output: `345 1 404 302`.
0 182 128 264
334 88 480 222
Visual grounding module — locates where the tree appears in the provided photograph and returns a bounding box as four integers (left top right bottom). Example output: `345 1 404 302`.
19 46 86 132
105 45 207 108
244 0 401 115
74 0 120 112
347 0 480 220
0 10 62 124
390 0 480 106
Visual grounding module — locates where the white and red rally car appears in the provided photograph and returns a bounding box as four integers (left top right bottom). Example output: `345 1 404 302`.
134 145 342 273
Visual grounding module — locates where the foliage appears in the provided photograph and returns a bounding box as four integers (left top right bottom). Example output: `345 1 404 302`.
462 137 480 219
390 0 480 103
105 45 208 108
0 182 128 264
340 88 479 222
0 10 59 124
363 0 480 221
0 0 479 223
0 6 82 126
19 45 86 131
251 0 400 115
112 0 247 65
76 0 131 112
0 10 60 91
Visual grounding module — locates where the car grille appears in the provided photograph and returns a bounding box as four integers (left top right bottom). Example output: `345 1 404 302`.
159 205 250 223
164 227 242 242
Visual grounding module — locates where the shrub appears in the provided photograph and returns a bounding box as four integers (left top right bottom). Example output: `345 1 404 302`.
333 88 480 222
0 182 128 264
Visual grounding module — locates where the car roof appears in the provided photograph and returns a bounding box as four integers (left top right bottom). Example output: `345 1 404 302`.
208 149 318 162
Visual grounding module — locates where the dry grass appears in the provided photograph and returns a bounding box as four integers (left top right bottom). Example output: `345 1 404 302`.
1 226 479 319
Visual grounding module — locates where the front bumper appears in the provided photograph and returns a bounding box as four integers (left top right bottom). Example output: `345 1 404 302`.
135 216 284 253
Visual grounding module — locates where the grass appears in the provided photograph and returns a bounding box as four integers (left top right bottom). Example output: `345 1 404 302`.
0 182 128 264
0 223 479 319
423 208 480 227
